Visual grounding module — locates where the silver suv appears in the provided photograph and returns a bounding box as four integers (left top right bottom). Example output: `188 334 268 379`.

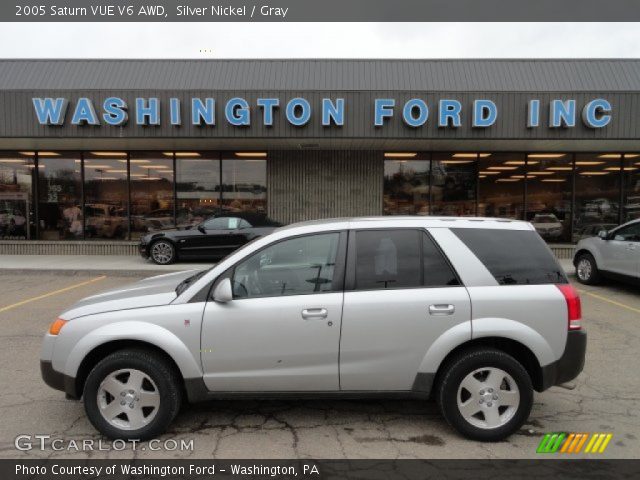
41 217 586 442
574 218 640 285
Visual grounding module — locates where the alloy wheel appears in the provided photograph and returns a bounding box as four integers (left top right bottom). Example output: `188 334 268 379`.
456 367 520 430
576 258 592 281
151 241 173 264
97 368 160 431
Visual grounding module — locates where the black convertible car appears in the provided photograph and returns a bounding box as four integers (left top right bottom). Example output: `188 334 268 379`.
139 213 282 264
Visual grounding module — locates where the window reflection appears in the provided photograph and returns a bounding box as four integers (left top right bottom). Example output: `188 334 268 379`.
221 156 267 218
478 153 524 219
175 153 220 227
383 155 430 215
574 153 620 236
431 153 477 216
129 152 174 239
623 154 640 223
37 152 82 240
0 152 34 239
83 153 128 239
525 154 572 243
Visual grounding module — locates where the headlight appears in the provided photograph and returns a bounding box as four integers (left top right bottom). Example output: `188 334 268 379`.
48 318 68 335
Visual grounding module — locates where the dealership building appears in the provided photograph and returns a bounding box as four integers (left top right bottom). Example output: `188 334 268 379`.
1 58 640 254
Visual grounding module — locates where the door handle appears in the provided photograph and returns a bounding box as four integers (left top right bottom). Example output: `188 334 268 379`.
429 304 455 316
301 308 328 319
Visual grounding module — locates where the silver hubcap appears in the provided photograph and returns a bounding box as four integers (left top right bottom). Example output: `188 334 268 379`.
457 367 520 430
151 242 173 264
97 369 160 431
577 259 592 281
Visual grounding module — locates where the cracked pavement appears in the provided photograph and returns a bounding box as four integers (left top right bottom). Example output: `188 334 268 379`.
0 271 638 459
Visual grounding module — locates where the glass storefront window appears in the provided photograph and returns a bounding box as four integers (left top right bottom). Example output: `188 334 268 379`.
431 153 477 216
83 152 128 239
623 153 640 224
478 153 525 219
37 152 82 240
176 152 220 227
383 154 431 215
526 153 573 243
0 152 34 239
574 153 621 237
221 154 267 219
129 152 174 239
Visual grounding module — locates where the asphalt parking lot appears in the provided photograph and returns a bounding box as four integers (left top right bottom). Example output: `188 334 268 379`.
0 271 638 459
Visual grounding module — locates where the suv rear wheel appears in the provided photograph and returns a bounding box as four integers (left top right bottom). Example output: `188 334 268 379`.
437 348 533 441
83 349 182 440
575 252 600 285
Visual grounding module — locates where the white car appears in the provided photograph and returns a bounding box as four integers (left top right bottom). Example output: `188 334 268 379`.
574 218 640 285
531 214 563 239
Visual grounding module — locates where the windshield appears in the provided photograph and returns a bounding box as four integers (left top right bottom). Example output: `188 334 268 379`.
174 236 267 296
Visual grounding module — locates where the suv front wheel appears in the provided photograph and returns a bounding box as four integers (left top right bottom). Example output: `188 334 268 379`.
83 349 182 440
437 348 533 442
575 252 601 285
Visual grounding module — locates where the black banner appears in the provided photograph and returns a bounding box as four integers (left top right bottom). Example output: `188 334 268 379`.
4 459 640 480
4 0 640 22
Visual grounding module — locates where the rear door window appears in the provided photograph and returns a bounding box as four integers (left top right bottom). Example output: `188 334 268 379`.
353 229 460 290
451 228 567 285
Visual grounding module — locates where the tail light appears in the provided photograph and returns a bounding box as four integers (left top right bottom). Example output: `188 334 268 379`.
556 284 582 330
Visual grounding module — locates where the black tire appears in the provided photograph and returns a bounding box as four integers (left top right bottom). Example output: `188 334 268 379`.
575 252 601 285
83 349 182 440
149 239 176 265
436 348 533 442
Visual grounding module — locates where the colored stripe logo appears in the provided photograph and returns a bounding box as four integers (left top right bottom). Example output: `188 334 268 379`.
537 433 612 454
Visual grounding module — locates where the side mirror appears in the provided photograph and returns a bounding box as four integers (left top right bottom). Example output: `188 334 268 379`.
597 230 608 240
197 224 206 233
212 278 233 303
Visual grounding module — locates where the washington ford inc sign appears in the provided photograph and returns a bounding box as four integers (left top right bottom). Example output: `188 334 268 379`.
32 96 612 129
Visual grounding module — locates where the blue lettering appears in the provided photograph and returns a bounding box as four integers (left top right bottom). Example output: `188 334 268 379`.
102 97 128 126
439 100 462 128
374 99 395 126
71 98 99 126
322 98 345 126
32 98 68 125
135 98 160 126
402 99 428 127
225 97 250 126
286 98 311 126
550 99 576 128
582 99 611 128
191 98 215 126
257 98 279 126
169 98 181 126
473 100 497 128
527 99 540 128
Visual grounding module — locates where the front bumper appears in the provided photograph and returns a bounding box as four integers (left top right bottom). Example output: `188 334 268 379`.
138 242 150 258
539 330 587 391
40 361 78 399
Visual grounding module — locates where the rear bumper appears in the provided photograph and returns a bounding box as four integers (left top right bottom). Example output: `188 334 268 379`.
539 330 587 391
40 361 78 399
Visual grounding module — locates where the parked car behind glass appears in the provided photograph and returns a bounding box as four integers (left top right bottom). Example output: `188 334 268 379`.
139 213 282 264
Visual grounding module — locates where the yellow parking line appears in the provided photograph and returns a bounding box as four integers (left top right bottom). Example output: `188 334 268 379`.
577 288 640 315
0 276 106 314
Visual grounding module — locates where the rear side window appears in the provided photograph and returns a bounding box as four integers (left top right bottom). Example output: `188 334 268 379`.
422 233 460 287
451 228 567 285
354 229 460 290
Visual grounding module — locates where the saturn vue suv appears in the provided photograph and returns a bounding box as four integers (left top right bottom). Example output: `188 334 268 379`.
41 216 586 441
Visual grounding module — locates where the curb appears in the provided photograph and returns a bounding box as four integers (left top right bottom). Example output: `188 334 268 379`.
0 269 190 277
